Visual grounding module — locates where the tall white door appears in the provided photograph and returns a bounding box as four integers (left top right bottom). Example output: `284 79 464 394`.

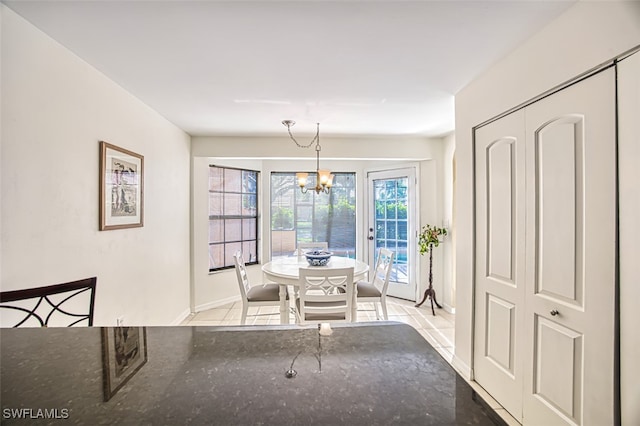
474 109 527 422
474 68 616 425
522 68 615 426
367 168 417 301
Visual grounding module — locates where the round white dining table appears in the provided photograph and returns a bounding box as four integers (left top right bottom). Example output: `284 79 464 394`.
261 256 369 324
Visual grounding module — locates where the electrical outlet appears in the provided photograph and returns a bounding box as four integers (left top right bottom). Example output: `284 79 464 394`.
116 316 124 327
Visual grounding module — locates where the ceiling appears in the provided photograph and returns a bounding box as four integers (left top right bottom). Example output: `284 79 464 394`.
3 0 575 138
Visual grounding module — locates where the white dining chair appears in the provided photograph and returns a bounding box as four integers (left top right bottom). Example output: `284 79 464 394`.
295 242 329 258
233 251 288 325
296 267 354 324
356 248 395 320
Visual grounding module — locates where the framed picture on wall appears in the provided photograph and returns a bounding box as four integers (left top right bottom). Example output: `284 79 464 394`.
99 141 144 230
101 326 148 401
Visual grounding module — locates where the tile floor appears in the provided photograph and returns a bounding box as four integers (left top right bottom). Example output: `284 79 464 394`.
181 297 520 425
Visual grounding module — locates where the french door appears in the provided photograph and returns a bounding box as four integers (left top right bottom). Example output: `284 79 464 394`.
367 168 417 301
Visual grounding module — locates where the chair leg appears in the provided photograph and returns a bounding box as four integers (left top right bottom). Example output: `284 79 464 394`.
380 297 388 320
373 302 381 320
294 306 302 324
241 303 249 325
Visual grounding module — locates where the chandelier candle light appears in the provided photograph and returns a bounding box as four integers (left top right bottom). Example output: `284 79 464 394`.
282 120 333 194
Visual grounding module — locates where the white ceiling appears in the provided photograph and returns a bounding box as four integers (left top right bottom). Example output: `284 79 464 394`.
3 0 575 138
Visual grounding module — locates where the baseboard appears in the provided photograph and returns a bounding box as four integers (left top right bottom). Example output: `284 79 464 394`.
194 295 241 313
443 303 456 314
452 355 472 380
171 308 192 326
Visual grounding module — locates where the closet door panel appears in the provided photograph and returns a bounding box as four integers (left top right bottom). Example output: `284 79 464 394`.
523 68 616 426
474 110 526 423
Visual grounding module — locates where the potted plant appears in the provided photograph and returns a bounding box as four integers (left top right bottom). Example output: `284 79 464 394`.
415 224 447 315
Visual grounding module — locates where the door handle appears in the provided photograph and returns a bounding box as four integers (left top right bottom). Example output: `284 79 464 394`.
550 309 559 316
368 236 374 240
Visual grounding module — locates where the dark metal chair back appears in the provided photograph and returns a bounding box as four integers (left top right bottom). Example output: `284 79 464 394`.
0 277 97 327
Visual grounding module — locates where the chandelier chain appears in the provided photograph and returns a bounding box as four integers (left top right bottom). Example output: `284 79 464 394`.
282 120 332 194
286 125 319 149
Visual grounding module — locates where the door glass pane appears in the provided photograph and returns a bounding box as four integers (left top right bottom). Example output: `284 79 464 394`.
373 177 409 285
394 241 408 283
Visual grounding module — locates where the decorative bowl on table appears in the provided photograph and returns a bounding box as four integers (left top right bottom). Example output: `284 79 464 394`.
304 250 333 266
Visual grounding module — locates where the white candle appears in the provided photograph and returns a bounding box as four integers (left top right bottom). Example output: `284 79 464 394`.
319 323 333 336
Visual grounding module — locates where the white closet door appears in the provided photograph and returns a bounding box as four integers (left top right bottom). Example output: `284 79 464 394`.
473 109 526 422
522 68 616 425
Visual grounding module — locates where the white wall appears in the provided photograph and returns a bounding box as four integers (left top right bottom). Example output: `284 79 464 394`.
0 6 191 326
191 136 448 312
453 0 640 397
441 132 455 311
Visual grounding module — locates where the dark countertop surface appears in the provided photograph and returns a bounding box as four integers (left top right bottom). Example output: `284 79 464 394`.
1 322 503 425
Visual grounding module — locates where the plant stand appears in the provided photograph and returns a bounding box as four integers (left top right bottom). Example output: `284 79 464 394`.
415 243 442 316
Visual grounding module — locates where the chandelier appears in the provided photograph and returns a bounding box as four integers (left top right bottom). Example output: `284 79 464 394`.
282 120 333 194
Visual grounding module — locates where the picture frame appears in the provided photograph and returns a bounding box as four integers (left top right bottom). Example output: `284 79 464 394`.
99 141 144 230
101 326 148 402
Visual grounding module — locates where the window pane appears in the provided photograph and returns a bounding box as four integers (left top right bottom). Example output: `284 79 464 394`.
209 219 224 243
209 166 223 191
224 193 242 216
272 207 293 230
243 218 256 240
242 241 257 263
209 244 224 269
209 193 222 216
225 219 242 242
242 194 256 216
225 242 242 267
271 172 356 260
272 229 296 257
242 171 257 194
224 168 242 192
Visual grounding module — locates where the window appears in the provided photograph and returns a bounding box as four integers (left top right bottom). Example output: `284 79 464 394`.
209 166 258 271
271 172 356 259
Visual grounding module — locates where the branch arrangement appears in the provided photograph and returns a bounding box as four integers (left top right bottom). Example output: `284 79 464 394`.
418 224 447 255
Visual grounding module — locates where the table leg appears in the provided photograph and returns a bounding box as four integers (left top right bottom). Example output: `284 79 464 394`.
279 284 289 324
